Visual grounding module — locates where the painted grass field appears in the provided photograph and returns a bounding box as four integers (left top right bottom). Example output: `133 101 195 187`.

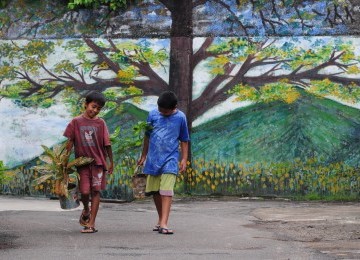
4 156 358 201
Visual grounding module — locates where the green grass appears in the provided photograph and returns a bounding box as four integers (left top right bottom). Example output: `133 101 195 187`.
292 192 360 202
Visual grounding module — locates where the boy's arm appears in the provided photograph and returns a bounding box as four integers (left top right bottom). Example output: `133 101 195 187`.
137 135 149 166
179 141 189 173
65 139 74 153
105 145 114 174
64 139 74 168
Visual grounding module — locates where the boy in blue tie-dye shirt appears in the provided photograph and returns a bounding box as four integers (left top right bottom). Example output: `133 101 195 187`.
137 91 190 235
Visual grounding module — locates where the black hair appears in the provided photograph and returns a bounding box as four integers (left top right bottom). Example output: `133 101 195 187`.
157 91 178 109
85 91 106 107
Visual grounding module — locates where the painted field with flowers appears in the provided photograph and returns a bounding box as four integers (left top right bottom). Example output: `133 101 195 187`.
3 154 359 201
105 156 360 200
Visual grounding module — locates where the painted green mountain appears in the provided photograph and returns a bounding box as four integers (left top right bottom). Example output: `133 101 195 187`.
104 103 147 133
191 91 360 166
98 103 148 156
22 92 360 168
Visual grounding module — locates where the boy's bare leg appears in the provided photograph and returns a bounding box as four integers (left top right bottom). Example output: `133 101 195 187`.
159 195 172 228
81 194 91 214
153 193 162 225
88 191 100 228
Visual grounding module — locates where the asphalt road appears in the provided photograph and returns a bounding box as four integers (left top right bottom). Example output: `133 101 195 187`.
0 196 359 260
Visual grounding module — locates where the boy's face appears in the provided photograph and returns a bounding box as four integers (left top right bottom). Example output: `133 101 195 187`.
84 101 103 119
158 106 176 116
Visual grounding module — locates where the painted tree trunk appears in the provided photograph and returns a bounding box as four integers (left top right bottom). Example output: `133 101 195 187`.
169 0 193 123
168 0 193 191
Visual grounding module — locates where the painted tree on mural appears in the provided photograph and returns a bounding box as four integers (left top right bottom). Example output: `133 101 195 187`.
1 0 360 165
60 0 357 122
1 37 360 120
0 0 358 126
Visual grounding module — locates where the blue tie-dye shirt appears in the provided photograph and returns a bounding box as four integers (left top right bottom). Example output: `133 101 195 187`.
143 109 190 176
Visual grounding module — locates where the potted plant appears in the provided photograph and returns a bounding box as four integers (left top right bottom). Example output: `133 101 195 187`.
32 143 93 209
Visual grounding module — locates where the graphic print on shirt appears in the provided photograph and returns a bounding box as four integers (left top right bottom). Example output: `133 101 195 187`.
92 171 103 187
80 126 98 147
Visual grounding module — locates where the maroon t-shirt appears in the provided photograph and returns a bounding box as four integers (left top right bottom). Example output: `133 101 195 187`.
63 115 111 170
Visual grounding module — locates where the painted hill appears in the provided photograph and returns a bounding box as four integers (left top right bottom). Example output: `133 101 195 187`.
104 103 147 133
18 92 360 168
191 91 360 166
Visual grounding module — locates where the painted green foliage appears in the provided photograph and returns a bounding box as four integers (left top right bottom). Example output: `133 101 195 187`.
1 37 360 119
0 161 9 185
68 0 130 10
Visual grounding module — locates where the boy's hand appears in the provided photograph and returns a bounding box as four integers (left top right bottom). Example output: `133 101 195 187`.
179 159 187 173
137 156 146 166
107 162 114 174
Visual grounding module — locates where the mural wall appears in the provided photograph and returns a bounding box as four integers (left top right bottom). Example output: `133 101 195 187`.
1 0 360 200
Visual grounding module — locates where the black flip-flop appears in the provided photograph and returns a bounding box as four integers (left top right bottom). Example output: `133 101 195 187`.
153 225 160 231
81 226 98 234
158 227 174 235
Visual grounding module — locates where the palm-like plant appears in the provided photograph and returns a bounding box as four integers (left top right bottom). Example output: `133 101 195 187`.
32 143 93 197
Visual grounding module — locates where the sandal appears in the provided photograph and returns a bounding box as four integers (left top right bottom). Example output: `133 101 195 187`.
81 226 98 234
158 227 174 235
79 209 90 227
153 225 160 231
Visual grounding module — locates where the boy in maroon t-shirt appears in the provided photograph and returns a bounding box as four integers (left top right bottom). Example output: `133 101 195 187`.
63 91 114 233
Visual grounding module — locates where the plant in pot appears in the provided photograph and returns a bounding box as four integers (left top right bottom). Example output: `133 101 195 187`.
32 143 93 209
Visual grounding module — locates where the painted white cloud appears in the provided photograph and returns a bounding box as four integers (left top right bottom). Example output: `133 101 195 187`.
0 99 71 168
